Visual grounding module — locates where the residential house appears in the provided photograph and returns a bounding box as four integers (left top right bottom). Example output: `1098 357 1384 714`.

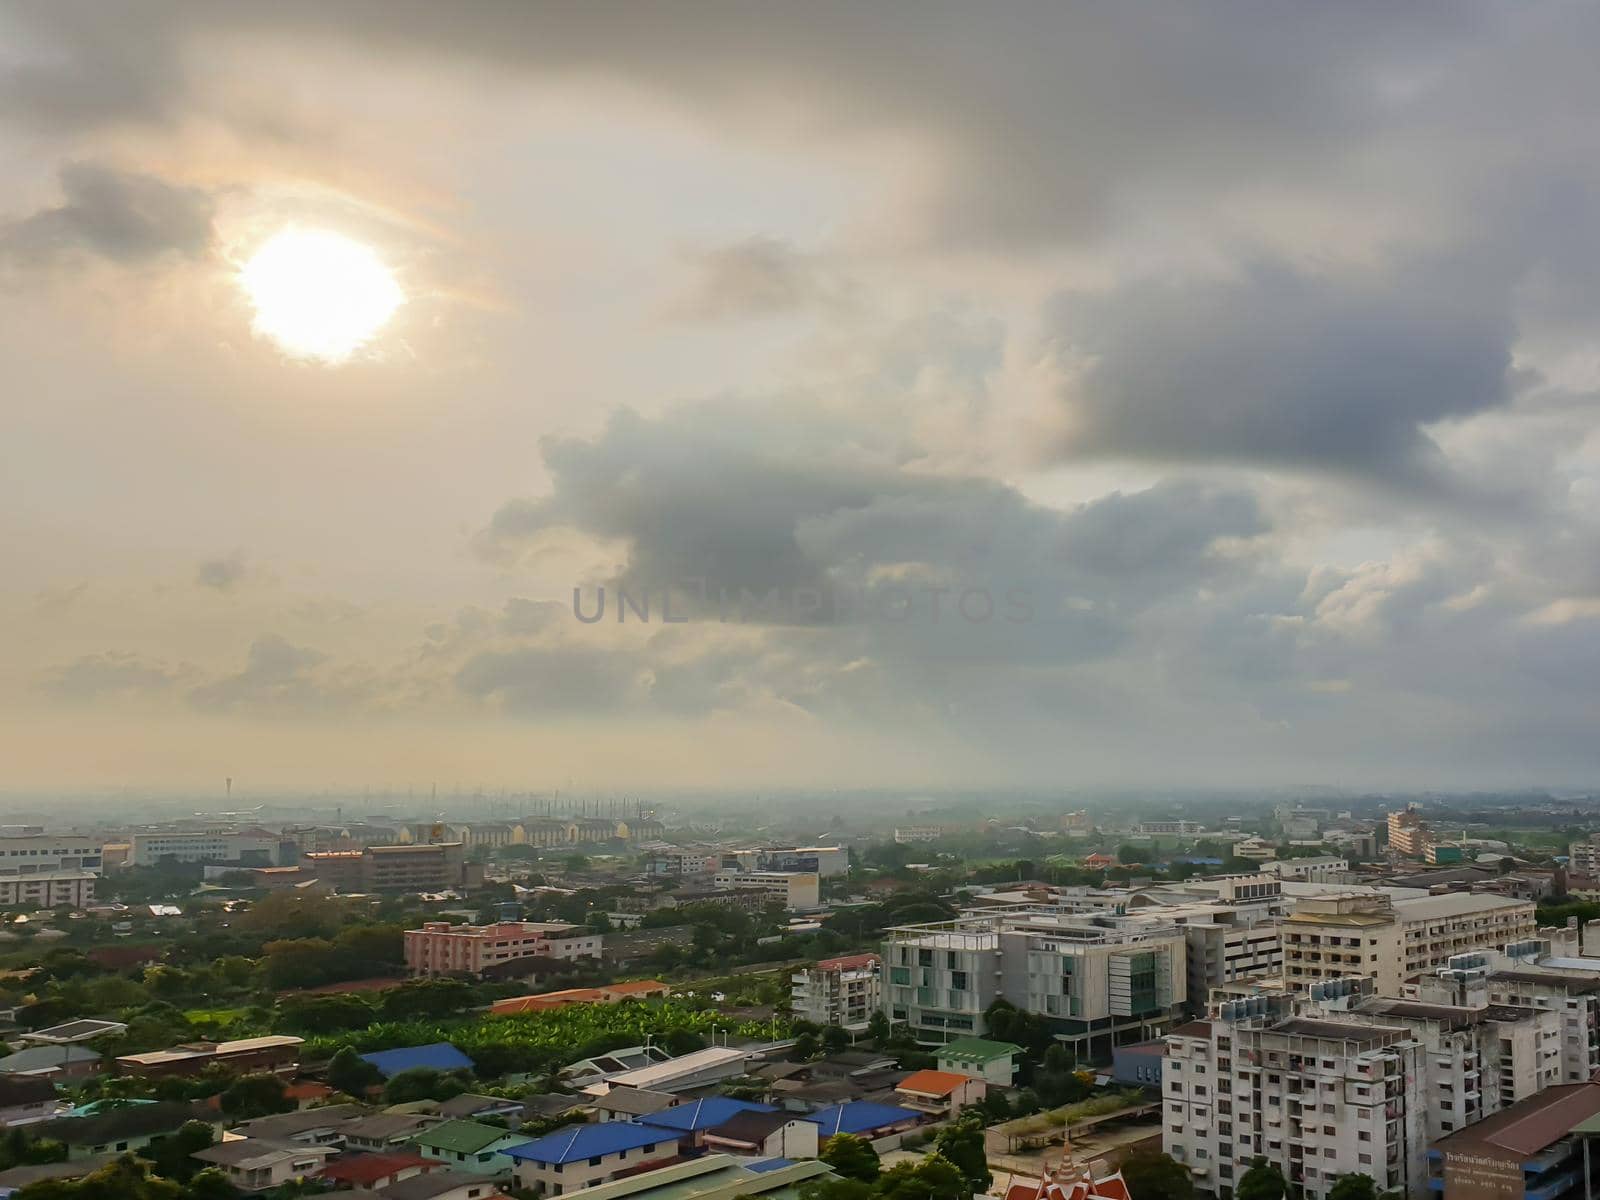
0 1074 64 1126
801 1102 922 1142
115 1035 304 1079
700 1111 820 1159
361 1043 475 1080
380 1170 508 1200
408 1120 527 1176
505 1155 835 1200
935 1038 1023 1087
232 1104 368 1148
634 1098 775 1152
435 1095 526 1124
41 1101 216 1160
192 1139 338 1192
505 1123 680 1197
893 1069 985 1119
340 1113 442 1153
0 1046 103 1082
591 1088 678 1123
319 1153 441 1191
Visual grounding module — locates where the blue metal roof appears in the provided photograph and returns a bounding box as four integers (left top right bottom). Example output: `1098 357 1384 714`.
504 1122 675 1165
358 1042 475 1078
639 1096 774 1132
802 1101 920 1137
745 1158 793 1174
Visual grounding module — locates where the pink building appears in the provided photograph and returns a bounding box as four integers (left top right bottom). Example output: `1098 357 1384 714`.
404 921 603 978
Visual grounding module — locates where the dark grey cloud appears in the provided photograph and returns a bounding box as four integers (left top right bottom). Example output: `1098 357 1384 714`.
1 162 214 266
671 238 831 321
0 1 1527 249
1045 260 1514 483
187 634 348 714
196 556 248 592
40 651 187 701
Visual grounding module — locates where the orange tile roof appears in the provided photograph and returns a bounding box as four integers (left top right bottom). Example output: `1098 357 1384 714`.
604 980 670 995
896 1069 973 1097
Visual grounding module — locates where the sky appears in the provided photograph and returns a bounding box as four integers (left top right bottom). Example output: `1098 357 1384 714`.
2 1 1599 794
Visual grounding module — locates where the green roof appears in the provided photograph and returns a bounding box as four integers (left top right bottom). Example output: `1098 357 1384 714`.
410 1119 517 1155
937 1037 1023 1064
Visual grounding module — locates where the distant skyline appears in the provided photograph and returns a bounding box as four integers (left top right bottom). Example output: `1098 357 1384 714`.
4 3 1599 791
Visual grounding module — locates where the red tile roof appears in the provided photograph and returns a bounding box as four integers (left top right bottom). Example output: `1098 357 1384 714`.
320 1154 438 1187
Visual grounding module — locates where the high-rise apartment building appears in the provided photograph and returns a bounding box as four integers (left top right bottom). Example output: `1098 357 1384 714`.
791 953 882 1031
882 910 1187 1056
1387 806 1431 857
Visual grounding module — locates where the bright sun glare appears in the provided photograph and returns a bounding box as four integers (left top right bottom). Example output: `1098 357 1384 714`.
240 229 404 363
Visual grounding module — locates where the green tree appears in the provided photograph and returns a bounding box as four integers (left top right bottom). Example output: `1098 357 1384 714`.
1237 1157 1288 1200
276 993 373 1033
142 1120 215 1183
865 1010 891 1048
219 1074 291 1119
821 1025 850 1055
796 1180 873 1200
875 1154 970 1200
934 1117 991 1195
790 1032 820 1061
1120 1147 1195 1200
378 979 476 1022
186 1168 237 1200
383 1067 471 1105
327 1046 382 1098
1327 1175 1379 1200
1117 843 1143 864
238 890 344 940
818 1133 880 1183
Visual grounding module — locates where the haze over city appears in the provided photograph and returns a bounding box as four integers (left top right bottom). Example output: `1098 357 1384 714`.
5 3 1600 796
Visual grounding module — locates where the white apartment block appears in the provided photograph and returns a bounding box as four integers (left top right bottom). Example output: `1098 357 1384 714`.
1231 838 1278 862
1261 857 1349 883
130 828 282 867
710 870 820 910
1165 1005 1430 1200
893 826 943 844
1175 911 1284 1008
883 910 1187 1056
791 953 882 1031
1569 836 1600 876
1281 890 1536 996
0 833 101 908
722 845 850 878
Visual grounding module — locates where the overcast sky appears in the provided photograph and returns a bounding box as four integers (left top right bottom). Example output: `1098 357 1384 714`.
3 2 1598 794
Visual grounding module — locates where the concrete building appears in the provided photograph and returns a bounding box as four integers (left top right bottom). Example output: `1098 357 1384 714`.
1164 1004 1431 1200
0 871 96 907
130 828 281 867
710 869 820 910
936 1037 1023 1086
791 953 881 1031
115 1035 303 1079
642 849 718 877
0 834 101 908
1230 837 1278 862
892 826 943 844
303 842 479 893
1430 1081 1600 1200
1281 890 1537 995
722 845 849 878
191 1140 337 1191
408 1120 529 1175
1569 836 1600 876
1261 856 1350 883
1388 806 1431 858
882 910 1187 1057
404 920 602 978
507 1122 680 1196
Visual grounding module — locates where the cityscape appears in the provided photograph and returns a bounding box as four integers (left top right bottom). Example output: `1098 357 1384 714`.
5 5 1600 1200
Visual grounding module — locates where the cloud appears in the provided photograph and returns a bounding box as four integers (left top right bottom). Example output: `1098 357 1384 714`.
1044 259 1515 483
1 162 214 266
195 555 250 592
40 652 188 701
670 238 834 321
187 634 358 714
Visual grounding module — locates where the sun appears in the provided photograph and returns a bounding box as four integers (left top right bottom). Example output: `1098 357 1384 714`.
240 228 404 362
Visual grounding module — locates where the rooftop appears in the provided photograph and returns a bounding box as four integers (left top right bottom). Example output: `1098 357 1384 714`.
1436 1081 1600 1157
640 1097 773 1132
319 1153 438 1187
506 1121 676 1165
937 1037 1023 1064
410 1119 517 1155
801 1101 920 1137
380 1170 502 1200
360 1042 474 1078
896 1069 973 1098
